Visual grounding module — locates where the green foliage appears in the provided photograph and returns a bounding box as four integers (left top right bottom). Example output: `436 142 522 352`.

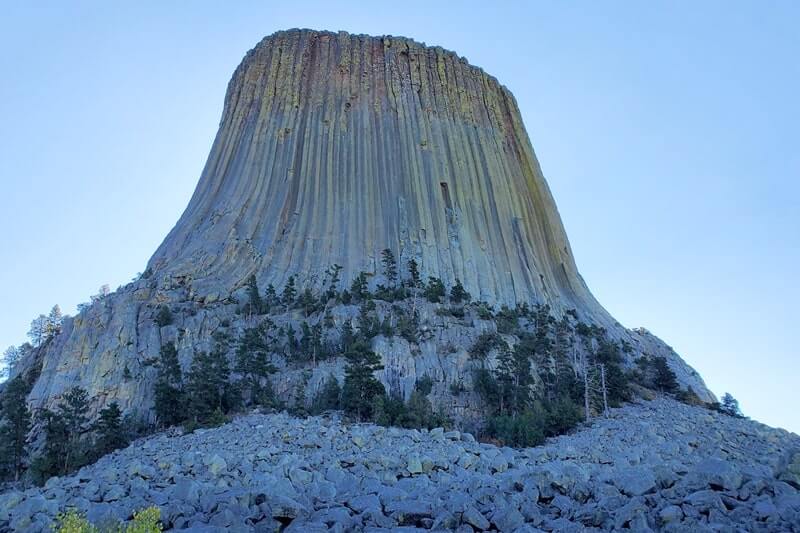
341 340 385 421
264 284 279 311
0 375 32 481
718 393 744 418
93 402 128 458
54 506 162 533
449 278 471 304
486 412 545 447
281 276 297 306
358 300 380 340
154 305 173 327
406 259 421 288
32 387 92 484
186 349 237 425
652 356 679 393
246 274 264 314
350 272 370 301
154 343 186 427
297 288 321 315
235 320 277 407
372 378 446 430
469 332 507 360
325 264 343 301
423 277 446 303
593 340 630 407
381 249 398 287
396 308 419 344
494 305 520 334
474 302 494 320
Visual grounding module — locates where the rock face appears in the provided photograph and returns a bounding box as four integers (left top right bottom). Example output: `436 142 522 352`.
12 29 715 418
2 399 798 532
148 29 605 318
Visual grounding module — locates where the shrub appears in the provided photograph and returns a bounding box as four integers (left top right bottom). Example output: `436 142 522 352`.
423 277 446 303
154 305 173 327
469 332 507 360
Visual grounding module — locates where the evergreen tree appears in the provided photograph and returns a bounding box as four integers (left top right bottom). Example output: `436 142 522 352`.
46 305 63 337
720 393 744 418
28 314 48 347
264 284 279 311
381 249 398 287
340 320 356 352
32 387 92 482
350 272 370 301
281 276 297 306
154 304 173 327
407 259 421 288
0 376 32 481
186 348 234 424
652 356 679 393
93 402 127 457
153 343 186 427
235 320 276 406
449 278 471 304
424 277 446 303
246 274 264 314
325 264 343 301
297 288 319 315
341 340 385 421
2 346 22 377
358 300 380 340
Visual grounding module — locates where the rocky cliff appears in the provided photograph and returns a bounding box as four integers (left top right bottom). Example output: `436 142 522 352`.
12 29 714 422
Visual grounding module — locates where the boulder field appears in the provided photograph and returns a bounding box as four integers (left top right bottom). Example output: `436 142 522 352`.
2 397 798 532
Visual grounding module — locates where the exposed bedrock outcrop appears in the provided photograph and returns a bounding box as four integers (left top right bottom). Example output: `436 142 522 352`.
14 29 715 418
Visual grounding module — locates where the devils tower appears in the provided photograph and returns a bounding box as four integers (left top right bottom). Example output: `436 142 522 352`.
13 29 713 424
149 29 607 320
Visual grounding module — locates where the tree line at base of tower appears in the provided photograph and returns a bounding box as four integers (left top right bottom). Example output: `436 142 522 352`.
0 250 745 487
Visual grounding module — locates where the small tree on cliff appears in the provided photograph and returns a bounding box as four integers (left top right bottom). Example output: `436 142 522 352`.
342 340 385 421
93 402 127 457
381 248 398 287
652 356 679 393
154 343 186 427
281 276 297 307
450 278 471 304
0 375 32 481
246 274 264 314
32 386 92 483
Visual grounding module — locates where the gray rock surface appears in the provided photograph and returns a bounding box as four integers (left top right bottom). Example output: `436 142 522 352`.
8 29 715 425
2 398 797 532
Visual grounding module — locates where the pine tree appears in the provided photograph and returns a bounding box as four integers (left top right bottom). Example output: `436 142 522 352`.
93 402 127 457
350 272 370 301
381 249 398 287
449 278 471 304
281 276 297 307
33 386 92 482
720 393 743 418
0 376 32 481
154 343 186 427
652 356 679 393
246 274 264 314
342 340 385 421
27 314 48 347
325 264 343 301
235 320 276 406
264 284 279 311
155 304 173 327
46 305 63 338
407 259 421 288
186 348 236 424
424 277 446 303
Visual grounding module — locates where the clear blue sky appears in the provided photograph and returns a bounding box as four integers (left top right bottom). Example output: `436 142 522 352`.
0 2 797 433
